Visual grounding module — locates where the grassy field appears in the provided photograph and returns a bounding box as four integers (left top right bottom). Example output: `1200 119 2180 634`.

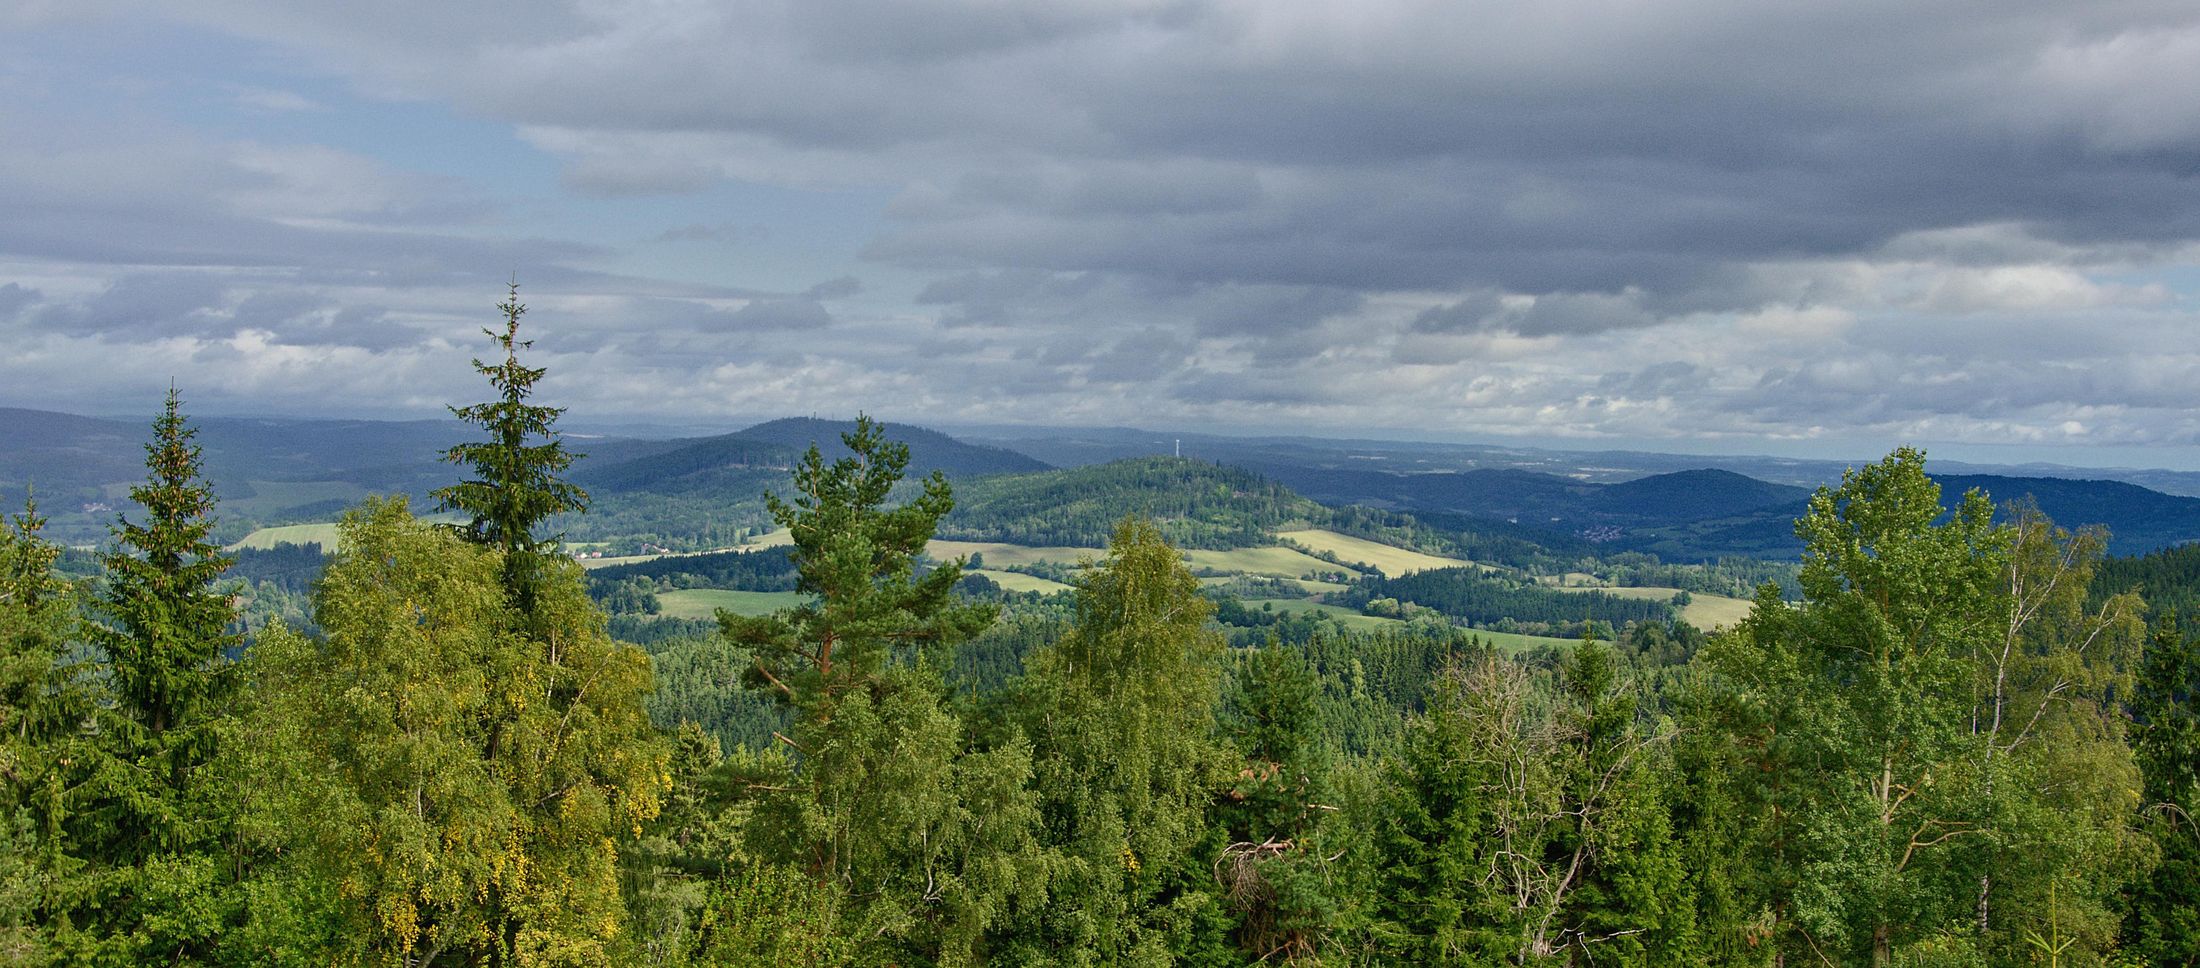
578 527 797 570
1544 584 1756 629
1275 529 1474 576
1242 598 1402 632
227 522 341 551
579 554 663 570
656 589 809 620
1182 545 1363 581
929 540 1103 568
971 569 1074 594
1679 594 1755 629
742 527 793 548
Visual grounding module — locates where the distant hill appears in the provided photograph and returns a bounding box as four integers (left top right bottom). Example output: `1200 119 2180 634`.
734 418 1049 478
573 434 806 494
0 407 473 543
1937 474 2200 557
942 457 1326 550
572 418 1049 499
1218 458 2200 559
1589 469 1810 524
0 408 146 498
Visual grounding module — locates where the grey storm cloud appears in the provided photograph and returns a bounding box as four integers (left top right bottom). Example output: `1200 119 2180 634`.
1412 290 1658 337
34 274 231 337
1598 361 1702 400
726 298 833 331
803 276 863 300
0 283 40 319
4 2 2200 452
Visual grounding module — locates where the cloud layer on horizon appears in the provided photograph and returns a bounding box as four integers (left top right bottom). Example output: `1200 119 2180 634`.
3 1 2199 458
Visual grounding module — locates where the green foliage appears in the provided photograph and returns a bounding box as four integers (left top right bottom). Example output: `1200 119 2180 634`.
2128 616 2200 964
588 545 798 593
64 392 246 963
0 494 90 965
721 416 1039 963
723 415 995 717
1215 643 1364 963
247 498 666 966
1374 639 1690 966
2094 541 2200 632
1004 516 1231 965
434 283 590 611
1695 450 2150 965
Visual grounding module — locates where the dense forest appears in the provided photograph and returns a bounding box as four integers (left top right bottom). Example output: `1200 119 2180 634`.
3 299 2197 966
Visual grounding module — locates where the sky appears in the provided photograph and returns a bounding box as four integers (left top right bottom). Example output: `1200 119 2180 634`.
5 1 2200 468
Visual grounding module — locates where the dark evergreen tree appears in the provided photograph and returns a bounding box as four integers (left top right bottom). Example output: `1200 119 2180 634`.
1216 642 1361 963
76 390 243 963
434 282 589 612
91 391 239 845
0 494 90 962
2129 616 2200 964
722 416 1038 963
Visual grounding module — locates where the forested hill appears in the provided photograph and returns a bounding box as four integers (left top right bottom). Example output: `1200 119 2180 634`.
1588 468 1809 521
572 434 806 494
1937 474 2200 556
0 407 465 500
1232 458 2200 558
2093 539 2200 629
940 456 1327 549
1235 463 1808 528
734 417 1049 477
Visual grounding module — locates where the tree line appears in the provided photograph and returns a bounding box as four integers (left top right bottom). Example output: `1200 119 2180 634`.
2 288 2196 965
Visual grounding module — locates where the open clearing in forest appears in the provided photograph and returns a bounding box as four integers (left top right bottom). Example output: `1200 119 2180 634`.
228 523 341 551
1242 597 1399 631
742 527 793 548
971 569 1074 594
1275 529 1475 576
656 589 809 620
1182 545 1362 580
577 527 795 570
1544 584 1755 629
928 540 1104 568
1200 576 1351 595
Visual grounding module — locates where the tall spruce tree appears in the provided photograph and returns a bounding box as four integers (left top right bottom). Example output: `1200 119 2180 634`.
92 389 239 850
434 282 589 613
74 390 243 963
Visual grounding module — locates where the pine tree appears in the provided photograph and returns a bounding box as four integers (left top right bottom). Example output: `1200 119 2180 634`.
1216 642 1353 963
434 282 589 613
724 414 994 718
722 416 1037 963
